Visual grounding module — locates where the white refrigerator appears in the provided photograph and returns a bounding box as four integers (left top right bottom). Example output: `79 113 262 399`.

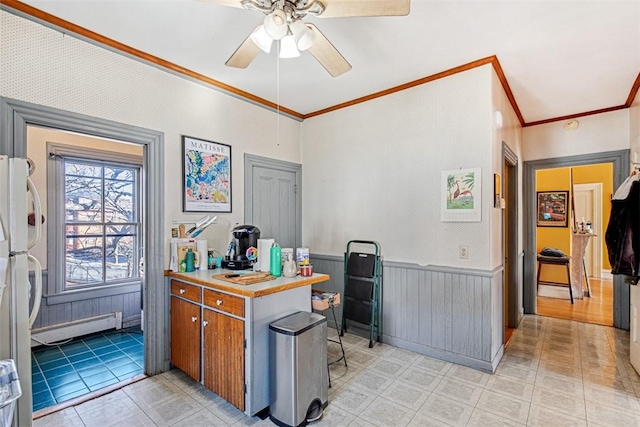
0 156 43 427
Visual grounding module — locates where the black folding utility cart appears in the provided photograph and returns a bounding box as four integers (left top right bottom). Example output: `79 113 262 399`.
340 240 382 348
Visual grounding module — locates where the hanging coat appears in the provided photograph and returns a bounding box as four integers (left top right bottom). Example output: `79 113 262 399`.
605 180 640 277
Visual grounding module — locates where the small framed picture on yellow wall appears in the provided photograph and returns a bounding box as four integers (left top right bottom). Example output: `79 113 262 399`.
536 191 569 227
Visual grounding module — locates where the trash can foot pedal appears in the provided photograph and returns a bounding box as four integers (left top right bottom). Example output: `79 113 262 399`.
306 399 324 423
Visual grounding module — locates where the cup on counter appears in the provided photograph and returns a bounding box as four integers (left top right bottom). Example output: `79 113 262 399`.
300 264 313 277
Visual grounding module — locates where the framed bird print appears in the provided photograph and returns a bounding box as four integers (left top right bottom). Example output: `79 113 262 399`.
441 167 482 222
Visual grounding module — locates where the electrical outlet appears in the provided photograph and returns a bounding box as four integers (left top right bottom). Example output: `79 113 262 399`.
459 246 468 259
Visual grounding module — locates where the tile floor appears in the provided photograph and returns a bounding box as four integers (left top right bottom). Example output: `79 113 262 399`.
31 328 144 411
35 315 640 426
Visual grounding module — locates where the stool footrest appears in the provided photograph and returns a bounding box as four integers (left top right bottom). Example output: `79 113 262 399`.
538 281 571 288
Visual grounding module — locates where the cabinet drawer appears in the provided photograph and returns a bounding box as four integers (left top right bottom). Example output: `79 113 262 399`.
204 289 244 318
171 280 201 303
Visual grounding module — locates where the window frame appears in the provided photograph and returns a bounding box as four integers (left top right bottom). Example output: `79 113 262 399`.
47 142 144 302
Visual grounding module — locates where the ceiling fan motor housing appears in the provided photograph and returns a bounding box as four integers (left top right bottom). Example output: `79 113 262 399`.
227 0 409 77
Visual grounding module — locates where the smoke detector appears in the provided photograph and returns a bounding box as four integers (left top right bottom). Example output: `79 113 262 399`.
564 120 579 131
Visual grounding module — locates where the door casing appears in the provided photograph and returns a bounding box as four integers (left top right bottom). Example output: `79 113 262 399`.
503 143 520 328
0 97 166 426
523 149 630 329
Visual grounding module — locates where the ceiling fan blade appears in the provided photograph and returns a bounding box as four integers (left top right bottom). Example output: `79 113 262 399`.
306 24 352 77
317 0 410 18
196 0 245 8
225 29 262 68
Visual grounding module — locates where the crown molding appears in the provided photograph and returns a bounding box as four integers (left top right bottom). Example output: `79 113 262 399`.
0 0 305 120
2 0 636 127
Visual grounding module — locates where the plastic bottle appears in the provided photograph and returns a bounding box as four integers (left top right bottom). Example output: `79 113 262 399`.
208 249 215 270
270 243 282 277
185 248 195 272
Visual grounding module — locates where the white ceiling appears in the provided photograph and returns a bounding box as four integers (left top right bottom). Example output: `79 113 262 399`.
13 0 640 123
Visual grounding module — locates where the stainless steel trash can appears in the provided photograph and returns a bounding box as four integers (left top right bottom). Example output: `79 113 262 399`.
0 360 22 427
269 311 328 427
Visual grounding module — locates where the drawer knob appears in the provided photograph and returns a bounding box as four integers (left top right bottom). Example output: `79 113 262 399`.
191 316 197 322
179 289 186 295
216 300 223 306
203 320 209 327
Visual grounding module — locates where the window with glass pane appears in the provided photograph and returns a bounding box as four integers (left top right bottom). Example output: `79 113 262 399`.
64 159 140 288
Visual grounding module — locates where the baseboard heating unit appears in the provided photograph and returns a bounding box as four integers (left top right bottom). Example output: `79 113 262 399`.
31 312 122 347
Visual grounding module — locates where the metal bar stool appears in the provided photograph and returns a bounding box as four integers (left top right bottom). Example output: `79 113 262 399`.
312 291 347 388
537 255 573 304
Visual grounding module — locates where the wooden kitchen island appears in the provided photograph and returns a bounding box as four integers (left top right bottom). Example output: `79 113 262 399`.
166 269 330 416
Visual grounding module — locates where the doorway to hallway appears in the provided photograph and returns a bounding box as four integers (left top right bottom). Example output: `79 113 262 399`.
524 150 629 329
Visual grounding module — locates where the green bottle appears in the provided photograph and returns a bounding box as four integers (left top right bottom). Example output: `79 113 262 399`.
185 248 195 272
270 243 281 277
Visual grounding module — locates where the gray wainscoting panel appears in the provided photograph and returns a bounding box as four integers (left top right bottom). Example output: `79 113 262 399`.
614 276 630 330
491 269 504 360
311 254 505 372
29 271 142 330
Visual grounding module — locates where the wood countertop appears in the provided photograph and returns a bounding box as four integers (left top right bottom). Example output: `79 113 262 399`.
166 269 330 298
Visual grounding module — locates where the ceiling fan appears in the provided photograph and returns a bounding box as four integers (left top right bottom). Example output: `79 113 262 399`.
202 0 411 77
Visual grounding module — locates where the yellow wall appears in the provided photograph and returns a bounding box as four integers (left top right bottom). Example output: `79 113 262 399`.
536 163 613 284
536 168 572 283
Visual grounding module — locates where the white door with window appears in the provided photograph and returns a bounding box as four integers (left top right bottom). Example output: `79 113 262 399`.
574 183 602 278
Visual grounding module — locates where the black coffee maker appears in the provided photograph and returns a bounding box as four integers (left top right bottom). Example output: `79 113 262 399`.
222 225 260 270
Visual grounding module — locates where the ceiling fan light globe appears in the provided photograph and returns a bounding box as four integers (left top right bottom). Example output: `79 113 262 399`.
250 25 273 53
279 35 300 58
290 20 316 51
263 10 287 40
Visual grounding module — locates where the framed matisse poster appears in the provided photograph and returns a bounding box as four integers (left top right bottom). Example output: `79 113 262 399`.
182 136 232 213
441 167 482 222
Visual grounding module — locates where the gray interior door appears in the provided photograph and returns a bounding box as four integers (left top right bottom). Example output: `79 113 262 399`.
245 155 301 250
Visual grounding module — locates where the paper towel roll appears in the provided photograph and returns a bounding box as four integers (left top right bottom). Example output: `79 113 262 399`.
258 238 274 272
169 242 178 271
196 239 208 264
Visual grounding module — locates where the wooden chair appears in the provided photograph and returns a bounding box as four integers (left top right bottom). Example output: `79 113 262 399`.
537 255 573 304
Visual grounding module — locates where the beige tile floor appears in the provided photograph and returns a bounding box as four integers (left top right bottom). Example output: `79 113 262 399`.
35 315 640 426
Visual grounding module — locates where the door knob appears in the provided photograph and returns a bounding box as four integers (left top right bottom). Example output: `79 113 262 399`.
216 300 223 306
180 289 186 294
203 320 209 327
191 316 197 322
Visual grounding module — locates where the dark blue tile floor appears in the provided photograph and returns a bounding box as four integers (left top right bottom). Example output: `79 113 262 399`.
31 327 144 411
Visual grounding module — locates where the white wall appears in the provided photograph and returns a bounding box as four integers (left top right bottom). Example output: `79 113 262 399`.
631 89 640 163
491 71 524 270
1 11 301 264
522 109 630 161
301 65 494 269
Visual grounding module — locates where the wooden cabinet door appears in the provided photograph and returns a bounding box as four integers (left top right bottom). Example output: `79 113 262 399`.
203 308 245 411
170 296 201 381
